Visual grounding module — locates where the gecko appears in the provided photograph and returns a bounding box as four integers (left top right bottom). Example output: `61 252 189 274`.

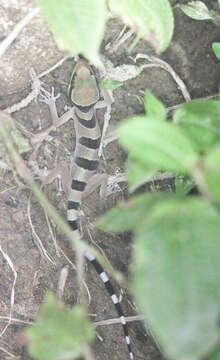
40 58 134 360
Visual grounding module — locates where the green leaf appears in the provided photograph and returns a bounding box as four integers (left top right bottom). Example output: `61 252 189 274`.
204 144 220 203
173 99 220 152
101 57 142 81
132 197 220 360
204 345 220 360
118 116 197 175
212 42 220 60
178 1 212 20
144 90 166 122
211 11 220 26
0 111 31 154
175 175 195 196
96 192 169 233
125 154 154 190
101 77 122 90
37 0 106 66
26 292 94 360
11 128 31 154
108 0 174 52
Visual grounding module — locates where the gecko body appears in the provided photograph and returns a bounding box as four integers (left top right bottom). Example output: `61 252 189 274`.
42 59 133 360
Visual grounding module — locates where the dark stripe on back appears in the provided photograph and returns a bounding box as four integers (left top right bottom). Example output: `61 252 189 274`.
67 201 79 210
75 111 96 128
75 157 99 171
79 136 101 149
71 179 86 191
115 303 126 321
68 220 78 231
75 104 94 112
90 258 103 274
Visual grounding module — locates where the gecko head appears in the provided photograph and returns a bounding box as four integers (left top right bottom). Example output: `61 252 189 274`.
68 60 100 107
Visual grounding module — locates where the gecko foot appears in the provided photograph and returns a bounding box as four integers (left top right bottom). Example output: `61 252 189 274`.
39 86 60 105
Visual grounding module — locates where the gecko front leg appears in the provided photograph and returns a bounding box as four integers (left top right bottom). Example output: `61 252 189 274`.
39 86 74 128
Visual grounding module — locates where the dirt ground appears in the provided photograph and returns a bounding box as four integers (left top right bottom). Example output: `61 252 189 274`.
0 0 219 359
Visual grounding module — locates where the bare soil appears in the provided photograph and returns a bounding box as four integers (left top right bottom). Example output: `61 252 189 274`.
0 0 219 359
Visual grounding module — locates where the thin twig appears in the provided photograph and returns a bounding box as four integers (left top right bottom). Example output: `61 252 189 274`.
0 313 144 328
87 225 110 265
105 25 127 51
44 209 60 257
3 55 73 114
56 266 69 301
0 7 40 58
4 69 42 114
109 28 134 53
98 99 113 157
0 245 17 338
0 346 18 358
167 92 220 113
38 55 73 79
76 245 87 310
27 191 56 265
59 247 91 305
94 314 145 327
134 53 191 102
0 186 16 194
0 316 32 325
